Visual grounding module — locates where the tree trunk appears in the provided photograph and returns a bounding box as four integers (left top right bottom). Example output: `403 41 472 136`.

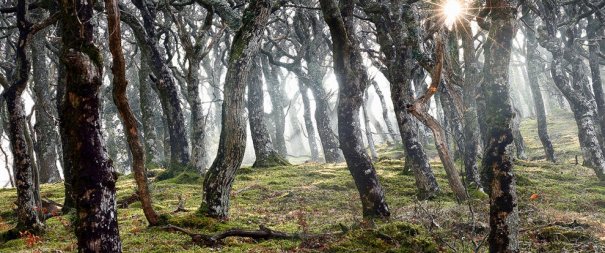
261 56 288 157
59 0 122 251
298 81 321 162
132 0 190 166
479 1 519 251
248 58 290 167
4 0 44 234
138 51 162 164
460 20 483 187
371 80 399 145
31 8 61 184
363 90 378 160
587 16 605 147
186 61 209 172
523 9 556 162
105 0 160 226
320 0 390 219
55 24 75 212
203 0 271 219
512 107 528 160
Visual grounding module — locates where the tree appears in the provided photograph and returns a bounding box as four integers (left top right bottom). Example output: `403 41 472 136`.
59 0 122 250
105 0 161 227
477 0 519 251
521 7 556 162
247 57 290 167
31 8 61 184
535 0 605 179
320 0 390 218
3 0 45 235
202 0 272 219
132 0 190 167
359 0 440 199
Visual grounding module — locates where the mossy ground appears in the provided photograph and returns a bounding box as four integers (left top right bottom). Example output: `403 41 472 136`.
0 112 604 252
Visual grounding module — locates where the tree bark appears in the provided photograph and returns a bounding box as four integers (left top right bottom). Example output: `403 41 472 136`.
203 0 271 219
59 0 122 251
320 0 390 219
248 58 290 167
105 0 160 226
459 19 483 187
4 0 44 233
587 16 605 148
31 8 61 184
522 9 556 162
479 1 519 251
138 50 163 164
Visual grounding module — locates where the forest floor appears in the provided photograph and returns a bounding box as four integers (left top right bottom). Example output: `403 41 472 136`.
1 111 605 252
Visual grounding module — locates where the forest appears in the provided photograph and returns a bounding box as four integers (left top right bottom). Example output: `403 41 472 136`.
0 0 603 252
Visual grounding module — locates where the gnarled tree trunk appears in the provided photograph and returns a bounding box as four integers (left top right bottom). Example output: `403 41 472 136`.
248 58 290 167
203 0 272 219
320 0 390 219
4 0 44 234
59 0 122 251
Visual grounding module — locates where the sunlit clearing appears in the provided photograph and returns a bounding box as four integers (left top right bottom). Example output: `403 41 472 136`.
442 0 462 29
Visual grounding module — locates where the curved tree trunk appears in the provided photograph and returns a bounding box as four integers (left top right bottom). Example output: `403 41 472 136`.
523 10 556 162
4 0 44 233
203 0 272 219
59 0 122 251
479 1 519 251
320 0 390 219
248 58 290 167
105 0 160 226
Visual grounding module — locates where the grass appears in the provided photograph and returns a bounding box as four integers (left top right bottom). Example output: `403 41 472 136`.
0 112 604 252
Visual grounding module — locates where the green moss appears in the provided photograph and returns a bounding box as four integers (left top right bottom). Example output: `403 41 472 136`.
326 222 438 253
536 226 592 243
155 163 198 182
252 153 291 168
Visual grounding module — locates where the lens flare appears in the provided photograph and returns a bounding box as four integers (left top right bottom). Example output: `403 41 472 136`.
443 0 463 28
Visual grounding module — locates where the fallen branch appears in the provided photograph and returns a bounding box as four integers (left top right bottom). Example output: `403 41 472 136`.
163 224 300 246
117 192 140 209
